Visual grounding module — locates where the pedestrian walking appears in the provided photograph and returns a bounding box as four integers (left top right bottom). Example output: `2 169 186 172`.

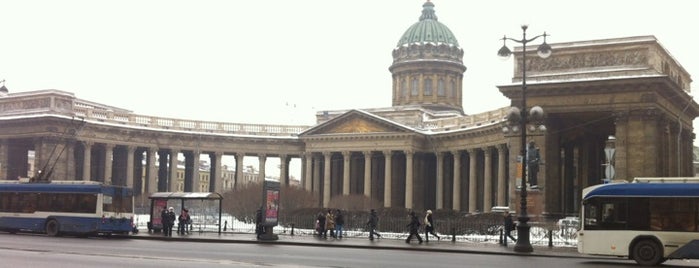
366 209 382 241
324 209 336 238
316 211 326 238
255 208 264 239
424 209 440 242
504 212 517 244
405 211 423 244
334 209 344 239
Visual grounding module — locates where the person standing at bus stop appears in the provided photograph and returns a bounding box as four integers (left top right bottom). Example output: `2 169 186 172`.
178 208 190 235
162 207 176 237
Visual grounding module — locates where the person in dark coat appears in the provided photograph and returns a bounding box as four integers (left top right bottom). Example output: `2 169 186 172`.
504 212 517 243
160 207 169 236
162 207 176 237
424 209 440 242
334 209 345 239
367 209 382 241
255 208 264 239
405 211 423 244
316 211 326 238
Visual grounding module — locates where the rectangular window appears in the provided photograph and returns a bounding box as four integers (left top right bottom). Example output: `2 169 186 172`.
437 79 446 96
411 78 419 96
424 78 433 96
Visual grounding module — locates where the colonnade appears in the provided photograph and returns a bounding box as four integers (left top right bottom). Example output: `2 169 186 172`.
5 135 515 212
301 145 510 212
3 137 298 196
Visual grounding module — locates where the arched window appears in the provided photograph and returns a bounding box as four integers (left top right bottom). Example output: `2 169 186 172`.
424 78 433 96
450 80 457 97
437 78 446 96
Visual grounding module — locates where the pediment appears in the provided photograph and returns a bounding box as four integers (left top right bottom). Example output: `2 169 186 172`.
300 110 413 136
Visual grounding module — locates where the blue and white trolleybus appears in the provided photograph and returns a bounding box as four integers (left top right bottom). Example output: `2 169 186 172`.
577 180 699 266
0 180 134 236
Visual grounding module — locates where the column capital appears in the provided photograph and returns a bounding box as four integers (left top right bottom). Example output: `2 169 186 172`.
341 151 350 157
466 148 478 154
383 150 392 156
322 151 333 157
497 143 508 151
363 151 372 156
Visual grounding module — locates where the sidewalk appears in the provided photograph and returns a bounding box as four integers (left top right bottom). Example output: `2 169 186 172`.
126 229 596 260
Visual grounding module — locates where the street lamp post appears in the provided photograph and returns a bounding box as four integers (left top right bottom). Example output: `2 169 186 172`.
498 25 551 253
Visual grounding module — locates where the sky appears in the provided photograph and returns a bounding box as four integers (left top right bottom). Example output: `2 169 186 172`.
1 0 696 127
1 0 697 179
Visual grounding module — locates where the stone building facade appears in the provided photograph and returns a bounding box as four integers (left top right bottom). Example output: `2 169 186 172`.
0 1 696 219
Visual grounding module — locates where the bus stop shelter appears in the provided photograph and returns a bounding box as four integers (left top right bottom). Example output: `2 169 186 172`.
147 192 223 234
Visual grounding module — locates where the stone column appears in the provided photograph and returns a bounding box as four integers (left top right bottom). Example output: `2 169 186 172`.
342 151 351 196
323 152 332 207
452 150 461 211
0 139 6 179
64 140 76 181
383 150 392 208
436 152 444 210
613 112 628 182
497 144 507 207
191 151 201 192
169 149 180 192
235 153 244 189
82 141 93 181
313 156 321 195
258 154 267 183
104 144 114 185
126 145 135 188
405 150 414 209
468 148 478 213
363 151 372 198
279 154 288 187
212 152 223 193
147 147 158 193
483 148 492 212
304 153 313 191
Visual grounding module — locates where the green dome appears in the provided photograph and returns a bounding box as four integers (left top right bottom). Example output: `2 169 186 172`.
397 1 459 47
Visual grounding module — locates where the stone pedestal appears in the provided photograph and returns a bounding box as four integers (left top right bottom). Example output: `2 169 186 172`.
514 189 544 222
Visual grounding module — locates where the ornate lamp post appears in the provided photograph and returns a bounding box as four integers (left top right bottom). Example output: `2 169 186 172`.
498 25 551 253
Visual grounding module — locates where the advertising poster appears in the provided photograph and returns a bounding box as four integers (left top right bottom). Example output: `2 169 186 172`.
262 180 280 226
153 199 168 225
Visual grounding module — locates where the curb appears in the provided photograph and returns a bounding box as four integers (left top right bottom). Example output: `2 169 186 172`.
121 234 602 260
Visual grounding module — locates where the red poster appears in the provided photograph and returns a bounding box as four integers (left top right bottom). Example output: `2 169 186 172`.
265 189 279 222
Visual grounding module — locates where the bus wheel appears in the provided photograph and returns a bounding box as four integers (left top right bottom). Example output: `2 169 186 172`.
45 219 60 237
632 239 663 266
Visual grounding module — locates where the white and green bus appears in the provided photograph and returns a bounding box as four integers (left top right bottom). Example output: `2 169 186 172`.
577 180 699 266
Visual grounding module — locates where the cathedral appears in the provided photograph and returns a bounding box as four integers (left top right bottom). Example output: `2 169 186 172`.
0 1 696 219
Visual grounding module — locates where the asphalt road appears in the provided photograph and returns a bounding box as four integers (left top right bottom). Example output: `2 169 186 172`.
1 233 697 267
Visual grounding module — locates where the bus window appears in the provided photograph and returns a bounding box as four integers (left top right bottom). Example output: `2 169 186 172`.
602 204 615 223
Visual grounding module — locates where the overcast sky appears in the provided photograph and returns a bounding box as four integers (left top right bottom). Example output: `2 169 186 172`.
1 0 696 128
